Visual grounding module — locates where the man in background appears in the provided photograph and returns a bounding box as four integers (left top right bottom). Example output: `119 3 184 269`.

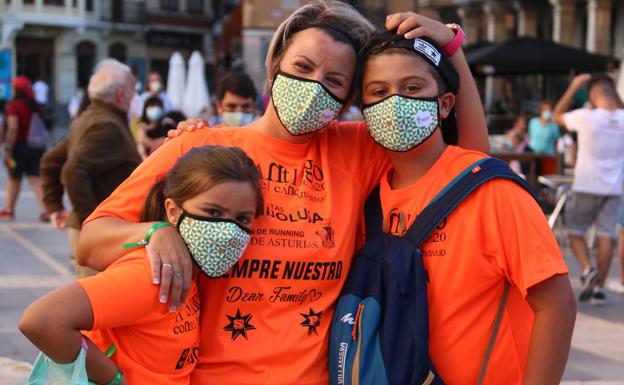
40 59 141 277
553 73 624 306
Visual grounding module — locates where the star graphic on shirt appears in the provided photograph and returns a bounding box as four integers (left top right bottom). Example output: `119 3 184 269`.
223 308 256 341
300 307 323 336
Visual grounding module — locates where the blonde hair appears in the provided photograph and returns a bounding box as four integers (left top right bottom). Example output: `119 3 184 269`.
264 0 375 93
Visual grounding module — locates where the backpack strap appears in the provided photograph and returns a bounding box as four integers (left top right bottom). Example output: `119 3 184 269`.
476 281 510 385
404 157 536 247
400 157 532 385
364 185 383 239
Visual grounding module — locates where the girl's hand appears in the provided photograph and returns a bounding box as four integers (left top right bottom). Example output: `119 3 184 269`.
146 226 193 311
385 12 455 47
166 118 210 141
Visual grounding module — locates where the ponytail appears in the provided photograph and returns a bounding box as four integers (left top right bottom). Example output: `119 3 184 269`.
141 179 167 222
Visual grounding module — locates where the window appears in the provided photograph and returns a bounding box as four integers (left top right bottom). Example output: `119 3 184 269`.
160 0 178 11
188 0 204 14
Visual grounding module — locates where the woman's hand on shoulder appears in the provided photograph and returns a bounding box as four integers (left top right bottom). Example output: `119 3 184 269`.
385 12 455 46
146 226 194 310
165 118 210 142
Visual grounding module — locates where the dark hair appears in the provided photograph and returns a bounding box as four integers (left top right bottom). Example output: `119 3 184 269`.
140 96 165 123
360 31 460 145
142 145 264 222
218 72 257 102
146 110 187 139
588 74 617 97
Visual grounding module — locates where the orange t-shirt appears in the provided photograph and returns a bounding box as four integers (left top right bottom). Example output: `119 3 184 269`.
379 145 568 385
85 122 389 385
78 250 200 385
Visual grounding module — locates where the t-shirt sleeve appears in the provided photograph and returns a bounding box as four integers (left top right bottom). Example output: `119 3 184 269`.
562 109 588 132
77 252 163 330
84 130 207 224
480 180 568 297
6 101 18 116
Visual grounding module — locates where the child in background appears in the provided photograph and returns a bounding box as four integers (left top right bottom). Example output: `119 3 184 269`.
20 145 262 385
357 19 575 385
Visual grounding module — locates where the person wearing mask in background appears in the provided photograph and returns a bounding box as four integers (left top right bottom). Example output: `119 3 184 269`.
140 71 173 113
213 72 258 127
0 76 48 221
553 73 624 306
528 100 560 155
136 96 165 160
142 111 186 158
39 59 142 278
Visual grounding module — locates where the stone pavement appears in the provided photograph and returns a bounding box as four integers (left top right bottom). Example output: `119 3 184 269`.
1 169 624 383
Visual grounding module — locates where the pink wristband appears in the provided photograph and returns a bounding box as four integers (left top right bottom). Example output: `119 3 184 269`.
443 23 465 57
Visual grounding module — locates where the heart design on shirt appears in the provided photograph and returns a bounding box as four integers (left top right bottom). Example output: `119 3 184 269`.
309 289 322 302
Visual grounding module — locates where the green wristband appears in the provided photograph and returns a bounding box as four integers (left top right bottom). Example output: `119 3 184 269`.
106 370 123 385
123 222 173 249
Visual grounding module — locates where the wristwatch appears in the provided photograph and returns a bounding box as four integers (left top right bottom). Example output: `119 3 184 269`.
444 23 465 57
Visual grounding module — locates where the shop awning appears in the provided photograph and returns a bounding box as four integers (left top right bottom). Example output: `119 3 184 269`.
465 37 620 76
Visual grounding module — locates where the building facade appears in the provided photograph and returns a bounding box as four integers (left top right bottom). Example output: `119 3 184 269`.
0 0 230 121
240 0 623 102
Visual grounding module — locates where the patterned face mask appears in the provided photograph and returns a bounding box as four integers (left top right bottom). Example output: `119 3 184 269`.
177 212 252 277
271 71 345 136
362 95 440 152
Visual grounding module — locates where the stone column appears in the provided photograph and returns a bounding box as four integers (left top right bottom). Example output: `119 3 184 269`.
10 0 23 12
457 8 482 45
483 3 508 43
549 0 576 46
78 0 86 18
482 3 508 111
586 0 613 54
514 1 538 38
35 0 43 13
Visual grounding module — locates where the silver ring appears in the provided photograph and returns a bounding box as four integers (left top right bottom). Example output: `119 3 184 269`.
174 271 183 279
162 263 173 269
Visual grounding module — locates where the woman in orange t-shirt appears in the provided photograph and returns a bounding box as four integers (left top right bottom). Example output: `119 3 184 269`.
19 145 263 385
75 3 489 384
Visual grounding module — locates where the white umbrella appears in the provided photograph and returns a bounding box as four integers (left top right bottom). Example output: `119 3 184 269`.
166 52 186 111
182 51 210 117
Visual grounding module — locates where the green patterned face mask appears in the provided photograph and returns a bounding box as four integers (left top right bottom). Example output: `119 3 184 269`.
177 212 252 277
362 95 440 152
271 71 345 136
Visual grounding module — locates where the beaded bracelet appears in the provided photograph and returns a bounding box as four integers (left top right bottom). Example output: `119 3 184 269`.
123 222 173 249
106 370 123 385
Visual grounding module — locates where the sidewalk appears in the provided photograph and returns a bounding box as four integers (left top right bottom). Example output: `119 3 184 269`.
1 169 624 383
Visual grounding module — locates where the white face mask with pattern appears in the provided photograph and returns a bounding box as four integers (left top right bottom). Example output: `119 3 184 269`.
362 94 440 152
271 71 345 136
177 212 252 277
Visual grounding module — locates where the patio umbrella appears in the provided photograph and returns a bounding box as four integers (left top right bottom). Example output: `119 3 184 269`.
466 37 619 76
166 51 186 111
182 51 210 117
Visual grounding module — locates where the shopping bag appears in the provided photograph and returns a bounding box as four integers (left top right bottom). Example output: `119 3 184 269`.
27 337 95 385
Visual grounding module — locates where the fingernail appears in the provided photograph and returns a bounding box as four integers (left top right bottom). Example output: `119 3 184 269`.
160 295 167 303
169 305 177 312
153 278 160 285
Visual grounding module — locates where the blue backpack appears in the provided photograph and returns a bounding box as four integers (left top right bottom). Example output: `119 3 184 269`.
329 158 536 385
